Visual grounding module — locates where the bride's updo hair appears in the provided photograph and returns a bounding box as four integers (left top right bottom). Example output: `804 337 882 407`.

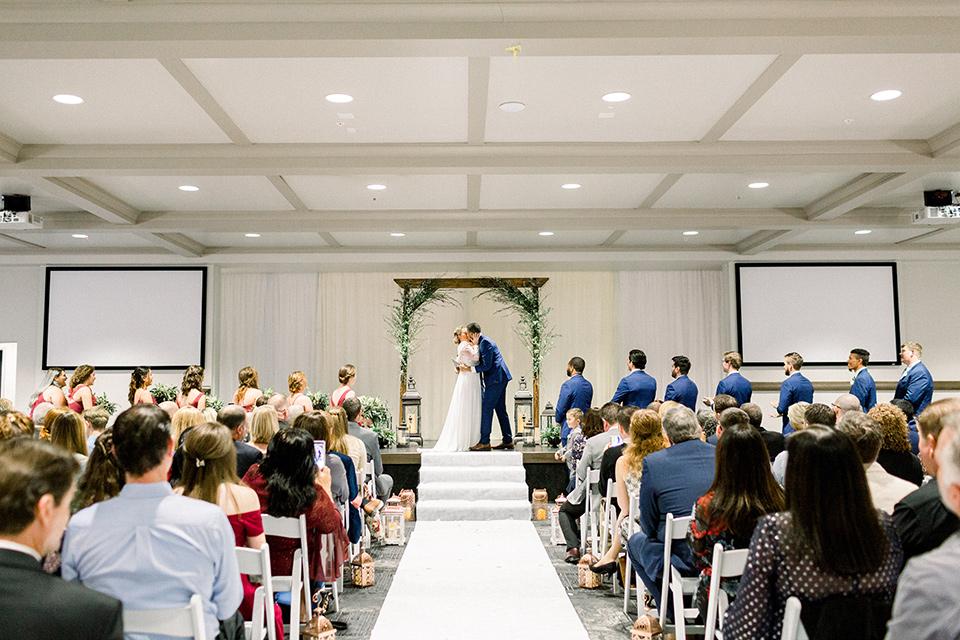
453 325 467 344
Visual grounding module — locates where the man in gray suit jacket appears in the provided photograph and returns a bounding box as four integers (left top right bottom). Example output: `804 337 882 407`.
343 396 393 501
559 402 621 563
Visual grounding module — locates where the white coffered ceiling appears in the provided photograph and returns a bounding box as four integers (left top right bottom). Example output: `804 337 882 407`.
1 1 960 267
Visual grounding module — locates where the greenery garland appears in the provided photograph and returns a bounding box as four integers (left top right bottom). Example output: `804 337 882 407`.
386 278 459 386
474 277 557 378
149 383 179 404
95 392 118 416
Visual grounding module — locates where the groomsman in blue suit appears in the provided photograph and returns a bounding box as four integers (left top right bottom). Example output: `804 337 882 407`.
465 322 514 451
894 341 935 418
663 355 699 411
848 348 877 411
555 357 593 446
611 349 657 408
773 352 814 435
703 351 752 407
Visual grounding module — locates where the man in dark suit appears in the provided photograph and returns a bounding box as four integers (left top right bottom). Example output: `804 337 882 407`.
611 349 658 408
773 351 815 435
704 351 752 406
704 395 738 445
466 322 514 451
0 438 123 640
847 348 877 412
663 355 699 410
554 357 593 446
895 341 934 418
626 405 715 608
219 405 263 477
742 402 785 461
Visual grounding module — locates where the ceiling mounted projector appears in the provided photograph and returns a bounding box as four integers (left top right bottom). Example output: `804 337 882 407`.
0 194 41 228
914 189 960 225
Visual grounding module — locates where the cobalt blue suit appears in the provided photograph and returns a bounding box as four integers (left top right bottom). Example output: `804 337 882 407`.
555 374 593 444
626 439 716 607
474 334 513 444
895 362 934 418
850 368 877 412
664 375 699 411
611 369 657 408
778 372 814 434
715 371 752 405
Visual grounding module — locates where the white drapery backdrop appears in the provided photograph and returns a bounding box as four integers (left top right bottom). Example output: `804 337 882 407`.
218 269 726 439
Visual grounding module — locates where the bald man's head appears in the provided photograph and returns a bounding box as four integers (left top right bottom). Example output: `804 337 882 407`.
833 394 863 419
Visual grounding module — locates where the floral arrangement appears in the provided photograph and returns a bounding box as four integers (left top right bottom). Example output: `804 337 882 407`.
386 278 459 392
359 395 395 447
95 392 118 416
541 422 561 446
149 383 179 404
474 277 557 379
307 390 330 411
205 395 225 412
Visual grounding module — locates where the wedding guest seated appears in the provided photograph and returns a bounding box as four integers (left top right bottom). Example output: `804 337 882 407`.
697 409 719 442
202 407 217 422
0 409 34 441
625 405 715 608
870 402 924 486
176 365 206 410
40 406 70 441
234 366 263 412
325 409 363 543
833 393 864 422
82 406 109 454
343 396 393 501
886 412 960 639
169 406 205 485
0 398 12 411
890 398 920 455
179 422 284 640
723 427 903 640
250 405 280 456
158 400 179 419
292 411 348 509
242 427 349 630
287 404 305 424
328 406 367 486
62 404 243 640
893 398 960 561
597 405 638 513
219 405 263 479
71 429 124 514
687 422 784 618
267 393 292 429
50 411 89 472
835 412 916 513
771 401 810 485
0 438 122 640
742 402 784 462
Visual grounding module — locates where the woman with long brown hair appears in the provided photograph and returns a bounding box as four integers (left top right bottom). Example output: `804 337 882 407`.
327 405 367 485
50 411 89 469
67 365 97 413
175 365 206 410
128 366 155 405
233 366 262 412
72 428 124 513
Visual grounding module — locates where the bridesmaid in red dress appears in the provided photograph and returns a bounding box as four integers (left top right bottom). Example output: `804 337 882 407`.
67 365 97 413
288 371 314 413
29 368 68 419
234 366 263 412
128 366 156 406
176 365 207 411
329 365 357 408
177 422 284 640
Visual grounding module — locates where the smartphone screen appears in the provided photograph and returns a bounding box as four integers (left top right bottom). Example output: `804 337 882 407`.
313 440 326 469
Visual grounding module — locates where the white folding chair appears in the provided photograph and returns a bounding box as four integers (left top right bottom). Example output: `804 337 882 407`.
123 593 207 640
599 478 616 557
622 493 643 615
659 513 704 636
781 596 809 640
261 515 309 640
703 542 749 640
236 543 277 640
581 469 602 553
669 565 702 640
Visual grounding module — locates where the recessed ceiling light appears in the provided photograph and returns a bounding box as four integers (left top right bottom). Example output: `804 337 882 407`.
53 94 83 105
72 234 88 239
367 184 387 191
854 229 872 235
499 101 526 112
683 231 699 236
870 89 902 101
179 185 200 192
539 231 554 236
601 92 631 103
390 233 405 237
245 233 260 238
561 183 581 190
748 182 769 189
325 93 354 103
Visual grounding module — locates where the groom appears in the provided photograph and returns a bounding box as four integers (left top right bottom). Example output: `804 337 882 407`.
463 322 514 451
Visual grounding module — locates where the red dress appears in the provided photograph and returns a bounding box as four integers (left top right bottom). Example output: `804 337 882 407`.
228 510 284 640
329 387 355 408
30 387 58 418
67 384 95 413
242 464 349 584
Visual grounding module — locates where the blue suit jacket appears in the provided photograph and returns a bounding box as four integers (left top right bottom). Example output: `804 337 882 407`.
850 368 877 412
778 372 815 434
664 375 699 411
473 334 512 388
556 374 593 440
635 439 716 579
611 370 657 408
715 371 752 406
895 362 934 417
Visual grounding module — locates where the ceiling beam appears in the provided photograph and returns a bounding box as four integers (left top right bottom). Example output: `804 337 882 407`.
159 58 251 146
467 57 490 146
804 172 919 220
0 233 45 249
134 231 207 257
602 230 626 246
266 175 308 211
318 232 341 247
467 174 481 211
895 228 949 245
699 54 801 143
38 177 140 224
0 131 22 164
466 231 478 247
5 140 952 177
929 120 960 158
736 229 806 255
639 174 683 208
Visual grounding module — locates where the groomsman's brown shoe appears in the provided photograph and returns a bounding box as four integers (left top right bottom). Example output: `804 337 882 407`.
469 442 492 451
492 441 515 450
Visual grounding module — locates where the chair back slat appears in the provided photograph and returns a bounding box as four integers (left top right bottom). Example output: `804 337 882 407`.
123 593 207 640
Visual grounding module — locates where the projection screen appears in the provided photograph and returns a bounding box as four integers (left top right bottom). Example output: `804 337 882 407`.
43 267 207 369
736 263 900 366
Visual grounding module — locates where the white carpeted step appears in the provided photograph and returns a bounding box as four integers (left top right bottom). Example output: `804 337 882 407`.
419 451 522 467
418 481 528 502
416 499 532 521
420 465 526 484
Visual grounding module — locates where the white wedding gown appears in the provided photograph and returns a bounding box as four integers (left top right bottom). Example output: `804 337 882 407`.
431 340 482 451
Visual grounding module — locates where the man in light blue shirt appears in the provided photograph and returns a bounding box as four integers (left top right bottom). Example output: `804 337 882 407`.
63 404 242 640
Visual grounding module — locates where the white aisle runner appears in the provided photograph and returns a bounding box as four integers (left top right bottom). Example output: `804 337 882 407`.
370 520 590 640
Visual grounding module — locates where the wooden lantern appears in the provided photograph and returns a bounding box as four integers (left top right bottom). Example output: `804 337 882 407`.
549 504 564 545
532 489 548 521
383 506 406 545
399 489 416 521
351 551 375 587
312 616 337 640
631 615 664 640
578 552 601 589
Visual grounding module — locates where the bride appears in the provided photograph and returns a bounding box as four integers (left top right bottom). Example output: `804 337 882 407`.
431 326 482 451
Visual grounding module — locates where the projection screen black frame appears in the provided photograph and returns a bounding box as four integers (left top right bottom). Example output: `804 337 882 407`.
735 262 901 367
42 266 208 370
